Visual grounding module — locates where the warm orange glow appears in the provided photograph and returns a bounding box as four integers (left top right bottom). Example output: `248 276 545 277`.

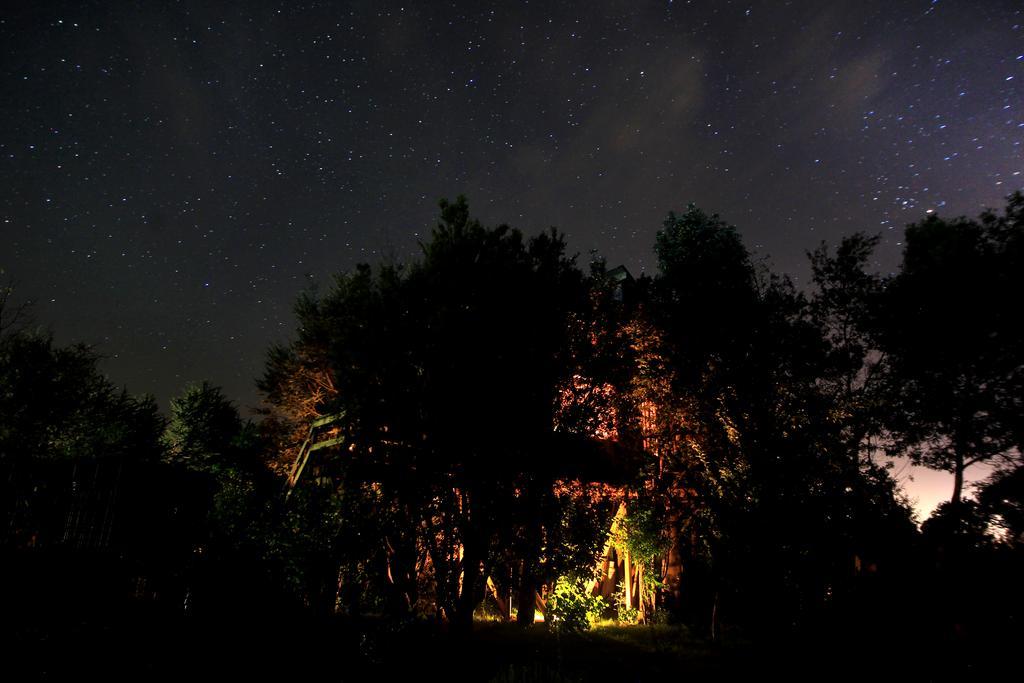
555 374 618 439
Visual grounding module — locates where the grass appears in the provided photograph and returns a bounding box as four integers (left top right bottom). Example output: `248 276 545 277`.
6 606 747 682
7 607 1006 682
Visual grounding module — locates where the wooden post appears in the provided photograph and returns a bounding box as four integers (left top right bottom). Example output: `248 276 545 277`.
592 502 627 595
624 548 633 611
486 576 510 620
637 561 644 621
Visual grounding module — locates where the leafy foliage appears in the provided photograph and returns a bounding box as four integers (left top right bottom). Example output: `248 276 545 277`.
259 196 596 625
878 194 1024 502
7 192 1022 651
164 381 245 472
0 329 165 550
546 576 607 633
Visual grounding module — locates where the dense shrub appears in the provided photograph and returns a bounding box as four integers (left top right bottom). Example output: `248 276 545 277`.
546 576 606 633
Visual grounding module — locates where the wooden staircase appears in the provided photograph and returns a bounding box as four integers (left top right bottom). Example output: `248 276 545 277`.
286 411 347 490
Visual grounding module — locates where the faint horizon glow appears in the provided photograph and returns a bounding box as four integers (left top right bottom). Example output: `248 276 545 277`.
892 457 995 522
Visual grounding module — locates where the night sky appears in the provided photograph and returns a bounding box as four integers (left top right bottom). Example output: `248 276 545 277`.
2 1 1022 512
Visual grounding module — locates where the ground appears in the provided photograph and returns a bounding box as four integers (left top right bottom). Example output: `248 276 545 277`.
7 608 1003 682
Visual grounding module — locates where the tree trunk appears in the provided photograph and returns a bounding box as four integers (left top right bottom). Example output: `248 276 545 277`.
623 548 633 611
711 591 719 642
485 576 509 620
384 535 417 617
520 577 536 626
951 452 965 505
516 561 537 626
517 487 543 627
454 533 482 632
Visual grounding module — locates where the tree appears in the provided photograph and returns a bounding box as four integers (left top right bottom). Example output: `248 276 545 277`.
807 233 889 464
0 329 165 549
653 204 760 390
648 205 914 633
981 192 1024 455
260 197 597 627
0 326 174 619
162 380 303 615
880 196 1023 504
977 464 1024 548
164 381 246 473
0 273 32 340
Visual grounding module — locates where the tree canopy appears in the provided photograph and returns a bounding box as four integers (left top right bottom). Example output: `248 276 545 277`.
878 194 1024 503
4 193 1022 667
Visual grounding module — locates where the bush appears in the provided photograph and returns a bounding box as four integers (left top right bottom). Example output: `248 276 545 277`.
611 581 639 624
546 576 606 633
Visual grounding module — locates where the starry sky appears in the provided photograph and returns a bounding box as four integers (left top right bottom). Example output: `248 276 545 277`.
1 1 1021 511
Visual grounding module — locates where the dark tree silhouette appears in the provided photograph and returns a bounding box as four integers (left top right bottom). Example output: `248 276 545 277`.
978 464 1024 547
164 381 246 472
0 330 164 549
644 205 914 634
0 273 32 339
260 196 601 627
879 195 1024 504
